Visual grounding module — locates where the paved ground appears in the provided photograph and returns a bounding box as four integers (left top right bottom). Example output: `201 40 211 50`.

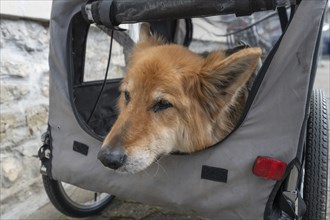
25 57 329 220
27 198 204 220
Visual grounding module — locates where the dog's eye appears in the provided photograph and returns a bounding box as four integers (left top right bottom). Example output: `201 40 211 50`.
124 91 130 104
153 100 173 113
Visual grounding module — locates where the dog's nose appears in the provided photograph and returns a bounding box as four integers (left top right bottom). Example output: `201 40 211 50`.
97 146 127 170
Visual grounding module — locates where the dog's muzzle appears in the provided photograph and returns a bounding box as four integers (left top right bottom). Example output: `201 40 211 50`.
97 145 127 170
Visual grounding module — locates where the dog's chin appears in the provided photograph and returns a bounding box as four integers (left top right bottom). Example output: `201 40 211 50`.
114 167 142 174
113 163 151 174
112 154 155 174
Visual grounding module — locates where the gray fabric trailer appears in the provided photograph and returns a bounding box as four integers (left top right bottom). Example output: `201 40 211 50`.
39 0 329 219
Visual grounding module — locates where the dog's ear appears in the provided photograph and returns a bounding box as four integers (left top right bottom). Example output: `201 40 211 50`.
129 23 165 64
139 22 152 42
135 23 164 49
190 48 261 117
200 48 261 98
139 22 152 41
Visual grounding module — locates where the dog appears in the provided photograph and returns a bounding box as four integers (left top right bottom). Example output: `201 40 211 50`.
98 23 261 174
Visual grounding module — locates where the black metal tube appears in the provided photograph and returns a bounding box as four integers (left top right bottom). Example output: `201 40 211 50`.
82 0 276 28
114 0 234 24
114 0 275 23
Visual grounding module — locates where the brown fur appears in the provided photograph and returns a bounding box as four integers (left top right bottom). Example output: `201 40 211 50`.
101 23 261 173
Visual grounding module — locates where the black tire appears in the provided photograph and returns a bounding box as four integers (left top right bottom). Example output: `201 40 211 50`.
303 89 328 220
42 175 114 218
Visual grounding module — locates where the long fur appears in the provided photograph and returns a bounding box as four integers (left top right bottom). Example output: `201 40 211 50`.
100 23 261 173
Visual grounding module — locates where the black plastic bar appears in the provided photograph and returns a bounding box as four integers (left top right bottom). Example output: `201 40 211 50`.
277 7 289 31
82 0 276 29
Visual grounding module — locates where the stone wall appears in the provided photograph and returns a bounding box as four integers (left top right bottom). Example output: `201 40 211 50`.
0 18 50 218
0 17 127 219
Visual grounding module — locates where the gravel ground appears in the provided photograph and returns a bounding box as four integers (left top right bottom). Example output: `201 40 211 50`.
25 57 329 220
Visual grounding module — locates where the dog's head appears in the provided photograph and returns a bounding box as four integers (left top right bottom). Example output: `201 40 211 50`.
98 23 261 174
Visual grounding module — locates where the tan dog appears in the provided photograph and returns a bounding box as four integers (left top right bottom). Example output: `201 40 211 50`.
98 24 261 174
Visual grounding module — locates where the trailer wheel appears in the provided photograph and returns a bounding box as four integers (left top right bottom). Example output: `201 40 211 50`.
42 175 114 218
303 90 328 220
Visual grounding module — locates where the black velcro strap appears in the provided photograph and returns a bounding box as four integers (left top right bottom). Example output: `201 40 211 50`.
73 141 89 156
201 165 228 183
279 193 296 218
278 7 289 32
91 1 101 25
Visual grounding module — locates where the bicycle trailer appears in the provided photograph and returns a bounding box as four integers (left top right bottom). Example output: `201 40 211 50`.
39 0 329 219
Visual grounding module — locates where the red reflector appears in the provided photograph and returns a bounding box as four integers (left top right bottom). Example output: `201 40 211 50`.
253 156 287 181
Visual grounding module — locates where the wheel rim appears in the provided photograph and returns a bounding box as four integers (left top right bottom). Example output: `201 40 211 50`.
58 181 113 210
